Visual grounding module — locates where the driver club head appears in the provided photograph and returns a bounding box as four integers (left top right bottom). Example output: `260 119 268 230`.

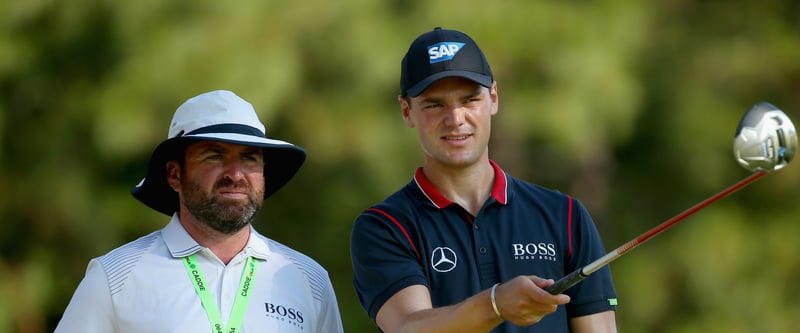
734 102 798 172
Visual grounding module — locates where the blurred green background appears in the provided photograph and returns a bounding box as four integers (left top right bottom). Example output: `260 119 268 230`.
2 0 799 332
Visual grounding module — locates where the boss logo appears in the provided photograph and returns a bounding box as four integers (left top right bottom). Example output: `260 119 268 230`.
265 303 304 324
512 243 558 262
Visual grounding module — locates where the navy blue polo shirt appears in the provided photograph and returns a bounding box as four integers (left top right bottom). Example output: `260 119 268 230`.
350 161 616 332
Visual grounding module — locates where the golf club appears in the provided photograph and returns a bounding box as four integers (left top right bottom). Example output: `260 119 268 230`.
546 102 798 295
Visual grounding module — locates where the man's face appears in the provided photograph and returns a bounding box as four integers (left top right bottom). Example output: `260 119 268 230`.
400 77 498 169
173 141 265 234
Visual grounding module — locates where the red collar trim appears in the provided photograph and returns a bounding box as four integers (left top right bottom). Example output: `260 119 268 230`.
413 160 508 209
489 160 509 205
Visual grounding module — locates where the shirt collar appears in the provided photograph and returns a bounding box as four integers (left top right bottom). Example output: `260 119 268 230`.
413 160 509 209
162 213 271 261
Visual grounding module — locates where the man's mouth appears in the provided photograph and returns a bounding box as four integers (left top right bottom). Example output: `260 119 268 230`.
443 134 471 141
217 187 248 200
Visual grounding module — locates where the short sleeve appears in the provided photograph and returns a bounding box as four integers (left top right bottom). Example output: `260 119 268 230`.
564 198 618 317
315 271 345 333
54 259 116 333
350 208 428 320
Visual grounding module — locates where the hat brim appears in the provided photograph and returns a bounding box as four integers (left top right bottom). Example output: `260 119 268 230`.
131 134 306 216
406 70 493 97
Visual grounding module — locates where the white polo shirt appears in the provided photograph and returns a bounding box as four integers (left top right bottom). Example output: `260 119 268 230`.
55 215 344 333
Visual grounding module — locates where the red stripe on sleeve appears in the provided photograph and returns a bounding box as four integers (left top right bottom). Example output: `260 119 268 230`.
367 208 420 260
567 195 573 258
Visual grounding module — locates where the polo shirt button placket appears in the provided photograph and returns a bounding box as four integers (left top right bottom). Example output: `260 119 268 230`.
220 266 234 311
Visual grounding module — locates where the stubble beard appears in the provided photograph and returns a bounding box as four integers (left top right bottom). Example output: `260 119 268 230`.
182 178 263 235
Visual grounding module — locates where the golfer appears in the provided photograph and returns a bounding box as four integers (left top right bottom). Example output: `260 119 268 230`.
350 28 617 333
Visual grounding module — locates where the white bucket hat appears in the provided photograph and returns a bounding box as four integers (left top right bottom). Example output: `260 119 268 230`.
131 90 306 216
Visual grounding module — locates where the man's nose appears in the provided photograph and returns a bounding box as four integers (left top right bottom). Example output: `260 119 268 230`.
445 105 466 126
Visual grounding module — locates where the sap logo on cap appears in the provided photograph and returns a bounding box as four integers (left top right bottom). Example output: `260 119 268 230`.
428 42 465 64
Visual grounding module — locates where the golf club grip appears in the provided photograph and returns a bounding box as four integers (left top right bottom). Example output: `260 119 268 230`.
546 268 587 295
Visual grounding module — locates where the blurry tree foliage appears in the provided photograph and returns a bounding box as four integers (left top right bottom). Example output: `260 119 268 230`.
1 0 799 332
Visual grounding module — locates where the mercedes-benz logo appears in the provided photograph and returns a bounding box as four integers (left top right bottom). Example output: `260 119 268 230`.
430 247 457 272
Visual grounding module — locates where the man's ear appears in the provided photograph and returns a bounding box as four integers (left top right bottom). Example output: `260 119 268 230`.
489 81 499 116
166 161 181 192
398 95 415 128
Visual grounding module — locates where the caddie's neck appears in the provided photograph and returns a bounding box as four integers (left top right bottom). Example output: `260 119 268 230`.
178 212 251 265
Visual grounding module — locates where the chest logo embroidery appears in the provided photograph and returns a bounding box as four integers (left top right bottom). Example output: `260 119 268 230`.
431 247 457 272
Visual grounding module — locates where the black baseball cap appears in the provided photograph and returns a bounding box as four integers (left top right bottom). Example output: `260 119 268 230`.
400 27 493 97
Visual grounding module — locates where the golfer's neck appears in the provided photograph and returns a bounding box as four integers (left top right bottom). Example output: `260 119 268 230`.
422 158 494 216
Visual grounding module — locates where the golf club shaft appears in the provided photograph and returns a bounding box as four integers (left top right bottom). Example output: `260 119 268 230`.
546 170 768 294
